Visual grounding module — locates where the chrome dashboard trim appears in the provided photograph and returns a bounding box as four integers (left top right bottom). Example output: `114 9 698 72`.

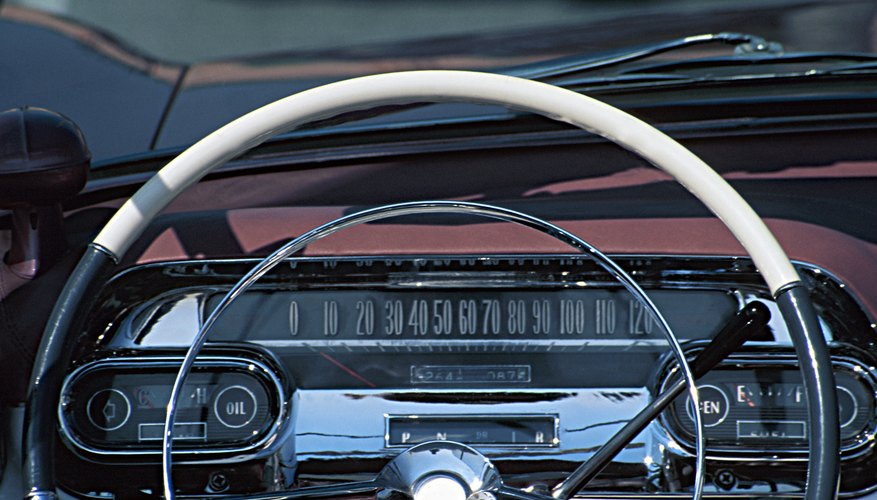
109 253 786 352
24 492 57 500
57 355 288 462
99 254 869 353
252 339 677 349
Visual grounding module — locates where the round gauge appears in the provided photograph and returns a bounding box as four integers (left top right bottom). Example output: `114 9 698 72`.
684 384 730 427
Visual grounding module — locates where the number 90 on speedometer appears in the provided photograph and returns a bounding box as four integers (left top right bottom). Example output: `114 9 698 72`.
205 289 737 345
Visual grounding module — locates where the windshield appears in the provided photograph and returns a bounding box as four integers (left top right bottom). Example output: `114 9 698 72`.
3 0 876 162
7 0 876 63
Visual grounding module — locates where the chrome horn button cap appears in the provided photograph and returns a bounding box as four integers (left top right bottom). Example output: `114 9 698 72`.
377 441 502 499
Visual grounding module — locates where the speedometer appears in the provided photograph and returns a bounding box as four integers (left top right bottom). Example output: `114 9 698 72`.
113 256 753 390
204 288 738 349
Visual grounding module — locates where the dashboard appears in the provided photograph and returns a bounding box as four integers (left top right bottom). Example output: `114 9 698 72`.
53 253 877 497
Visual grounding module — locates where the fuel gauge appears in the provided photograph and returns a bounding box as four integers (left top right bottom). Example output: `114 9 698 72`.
733 383 805 408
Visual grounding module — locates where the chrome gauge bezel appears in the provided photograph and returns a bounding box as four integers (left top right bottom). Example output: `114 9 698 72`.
657 351 877 462
58 354 289 462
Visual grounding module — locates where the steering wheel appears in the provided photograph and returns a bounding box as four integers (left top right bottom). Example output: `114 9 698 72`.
23 71 839 500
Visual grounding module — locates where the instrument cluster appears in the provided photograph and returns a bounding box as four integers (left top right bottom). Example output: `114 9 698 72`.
57 255 877 496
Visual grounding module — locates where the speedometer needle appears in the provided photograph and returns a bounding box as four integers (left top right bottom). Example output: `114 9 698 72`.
319 352 377 388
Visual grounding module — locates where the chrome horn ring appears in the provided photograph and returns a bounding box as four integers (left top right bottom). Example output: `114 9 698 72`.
161 200 705 499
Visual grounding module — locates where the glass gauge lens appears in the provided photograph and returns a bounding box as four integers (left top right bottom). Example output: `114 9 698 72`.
204 289 737 346
124 257 745 390
732 383 805 408
672 367 875 449
62 363 279 452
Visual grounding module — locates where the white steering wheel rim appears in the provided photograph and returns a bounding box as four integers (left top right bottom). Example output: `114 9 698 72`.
94 70 799 294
